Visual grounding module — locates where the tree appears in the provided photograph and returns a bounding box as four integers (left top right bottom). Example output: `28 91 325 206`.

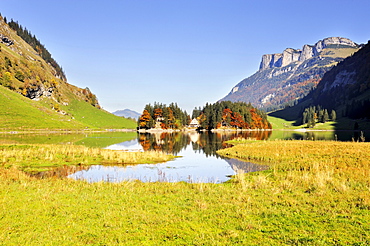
222 108 232 127
230 111 244 128
323 109 329 123
302 111 308 124
331 110 337 121
153 108 163 119
167 107 175 128
138 110 151 129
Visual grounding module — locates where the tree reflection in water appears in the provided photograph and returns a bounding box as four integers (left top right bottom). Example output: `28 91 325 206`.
30 131 272 182
138 131 272 157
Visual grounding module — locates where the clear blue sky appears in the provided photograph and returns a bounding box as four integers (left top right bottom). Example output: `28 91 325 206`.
2 0 370 113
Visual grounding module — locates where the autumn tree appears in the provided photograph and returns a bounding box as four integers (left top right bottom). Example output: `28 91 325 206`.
230 111 244 129
153 108 163 119
138 109 151 129
222 108 232 127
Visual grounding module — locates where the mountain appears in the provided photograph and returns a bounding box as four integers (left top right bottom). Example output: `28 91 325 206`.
112 109 141 119
270 40 370 129
304 40 370 119
220 37 361 111
0 16 136 130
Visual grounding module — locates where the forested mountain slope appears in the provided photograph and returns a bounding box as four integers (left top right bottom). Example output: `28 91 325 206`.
306 40 370 119
0 16 135 130
220 37 360 111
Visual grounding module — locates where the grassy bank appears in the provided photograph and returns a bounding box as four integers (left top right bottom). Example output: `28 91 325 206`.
0 141 369 245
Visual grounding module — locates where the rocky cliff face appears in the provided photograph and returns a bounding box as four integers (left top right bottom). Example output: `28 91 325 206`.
220 37 360 111
259 37 358 70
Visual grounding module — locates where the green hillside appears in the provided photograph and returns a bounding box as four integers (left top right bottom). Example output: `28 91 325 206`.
65 99 137 129
0 85 81 129
0 82 136 130
0 16 135 130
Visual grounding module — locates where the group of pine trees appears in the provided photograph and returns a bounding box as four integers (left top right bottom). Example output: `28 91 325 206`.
138 102 190 129
302 105 336 128
193 101 271 130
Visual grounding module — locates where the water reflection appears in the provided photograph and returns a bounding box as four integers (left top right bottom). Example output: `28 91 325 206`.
31 165 89 179
138 130 272 156
70 131 271 183
7 129 366 182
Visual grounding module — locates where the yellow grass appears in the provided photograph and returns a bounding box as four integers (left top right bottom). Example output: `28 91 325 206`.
218 140 370 197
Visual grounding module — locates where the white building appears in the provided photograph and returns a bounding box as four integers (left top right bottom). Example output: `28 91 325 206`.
189 118 200 128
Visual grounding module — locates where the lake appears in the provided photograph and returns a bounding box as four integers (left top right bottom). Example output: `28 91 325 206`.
68 129 369 183
69 131 271 183
1 129 368 183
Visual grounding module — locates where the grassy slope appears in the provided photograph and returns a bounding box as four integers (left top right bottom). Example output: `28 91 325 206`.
0 85 84 130
267 115 298 129
0 85 136 130
66 99 137 129
0 141 369 245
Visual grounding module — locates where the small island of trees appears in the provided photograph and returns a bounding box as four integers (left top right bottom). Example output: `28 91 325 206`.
138 101 271 131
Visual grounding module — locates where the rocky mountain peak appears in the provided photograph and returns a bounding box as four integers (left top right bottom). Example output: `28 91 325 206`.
259 37 358 70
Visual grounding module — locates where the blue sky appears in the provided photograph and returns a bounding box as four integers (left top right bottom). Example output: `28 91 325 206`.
2 0 370 113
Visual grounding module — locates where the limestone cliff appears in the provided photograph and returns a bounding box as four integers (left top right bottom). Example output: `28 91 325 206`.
259 37 358 70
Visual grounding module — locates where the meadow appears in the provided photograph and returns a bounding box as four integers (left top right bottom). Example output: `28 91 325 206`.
0 140 369 245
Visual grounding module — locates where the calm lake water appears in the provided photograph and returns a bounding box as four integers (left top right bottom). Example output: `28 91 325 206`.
69 131 270 183
68 129 369 183
1 129 368 183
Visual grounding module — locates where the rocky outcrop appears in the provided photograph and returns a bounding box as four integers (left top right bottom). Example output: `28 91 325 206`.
26 84 53 100
0 33 13 46
259 37 358 70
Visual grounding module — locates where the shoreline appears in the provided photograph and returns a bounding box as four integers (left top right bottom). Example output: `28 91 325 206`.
137 128 273 133
0 128 367 135
0 128 136 135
